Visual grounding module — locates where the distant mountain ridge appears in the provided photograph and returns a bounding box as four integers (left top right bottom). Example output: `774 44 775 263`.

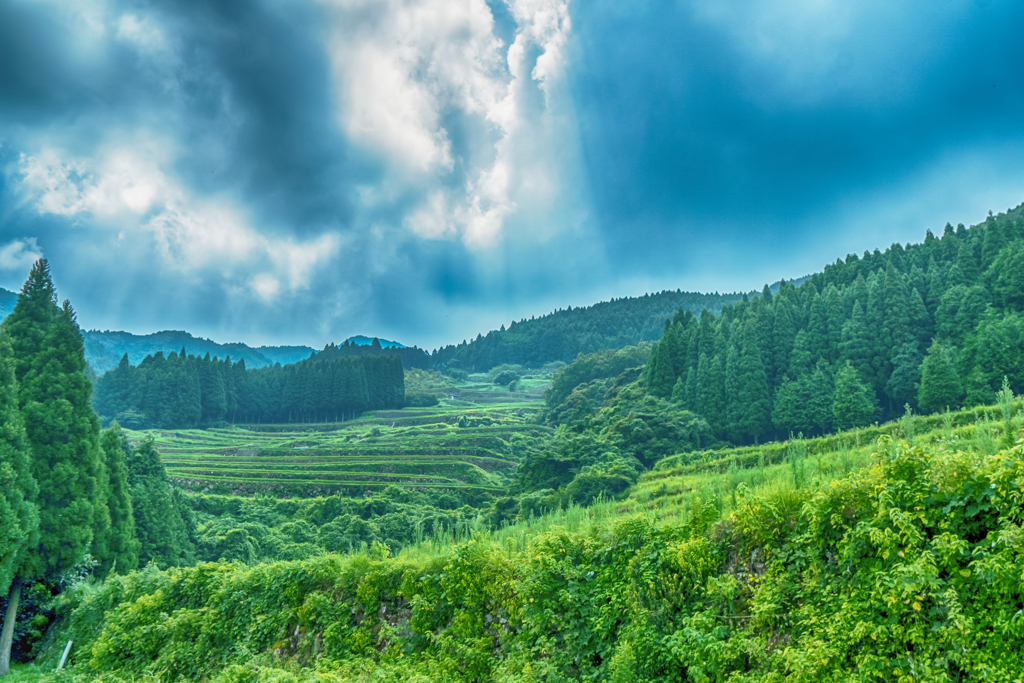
82 330 316 375
345 335 406 348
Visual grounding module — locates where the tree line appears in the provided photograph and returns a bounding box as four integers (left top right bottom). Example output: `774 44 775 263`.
428 289 744 372
636 206 1024 444
310 337 431 370
0 260 201 672
92 345 406 429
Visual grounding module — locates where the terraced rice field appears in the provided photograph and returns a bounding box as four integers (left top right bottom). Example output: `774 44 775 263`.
126 401 551 497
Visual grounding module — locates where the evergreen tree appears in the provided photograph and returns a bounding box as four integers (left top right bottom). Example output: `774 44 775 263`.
97 423 139 575
644 340 675 398
771 292 798 375
0 338 39 676
127 438 195 568
832 362 878 430
670 376 686 405
199 353 227 423
788 330 814 377
986 240 1024 311
822 285 845 363
906 288 933 348
727 321 772 443
885 340 924 410
838 302 873 381
954 242 981 285
0 263 108 671
873 264 910 388
21 302 109 577
772 364 834 436
918 340 962 414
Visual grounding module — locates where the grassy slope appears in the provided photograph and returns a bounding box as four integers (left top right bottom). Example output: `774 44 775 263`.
35 399 1024 682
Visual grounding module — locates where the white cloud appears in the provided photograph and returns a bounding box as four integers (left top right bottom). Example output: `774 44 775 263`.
17 145 341 299
322 0 575 250
116 13 169 52
324 0 505 176
0 238 43 273
19 146 169 217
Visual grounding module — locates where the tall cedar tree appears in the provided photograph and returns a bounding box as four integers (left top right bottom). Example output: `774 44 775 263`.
98 423 139 575
0 338 39 676
918 340 963 414
0 261 108 672
127 437 195 568
832 362 878 430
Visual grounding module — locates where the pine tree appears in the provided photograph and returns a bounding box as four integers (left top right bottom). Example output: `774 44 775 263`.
0 337 39 676
823 285 845 364
771 295 798 379
788 330 814 377
684 366 698 410
804 291 830 363
832 362 878 430
670 376 686 405
918 340 962 414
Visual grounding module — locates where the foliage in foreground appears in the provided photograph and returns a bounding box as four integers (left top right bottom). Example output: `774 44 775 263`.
39 435 1024 682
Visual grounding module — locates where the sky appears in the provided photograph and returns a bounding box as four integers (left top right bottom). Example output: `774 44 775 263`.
2 0 1024 351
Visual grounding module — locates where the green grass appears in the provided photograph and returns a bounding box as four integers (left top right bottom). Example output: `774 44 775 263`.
4 664 57 682
390 399 1024 565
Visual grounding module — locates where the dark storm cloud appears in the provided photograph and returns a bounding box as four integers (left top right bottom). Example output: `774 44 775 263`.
570 0 1024 274
151 0 368 230
2 0 1023 350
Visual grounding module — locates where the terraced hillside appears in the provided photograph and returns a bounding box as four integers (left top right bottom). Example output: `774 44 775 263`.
127 401 551 497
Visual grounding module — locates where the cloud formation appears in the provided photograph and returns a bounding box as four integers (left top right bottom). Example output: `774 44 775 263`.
1 0 1023 349
0 237 43 274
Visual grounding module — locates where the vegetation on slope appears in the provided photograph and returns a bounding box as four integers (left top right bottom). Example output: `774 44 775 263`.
26 402 1024 682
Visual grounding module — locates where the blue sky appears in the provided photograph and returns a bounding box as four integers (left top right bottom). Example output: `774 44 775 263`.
1 0 1023 350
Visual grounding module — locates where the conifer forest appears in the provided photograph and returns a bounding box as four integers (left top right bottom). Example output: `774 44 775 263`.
1 205 1024 682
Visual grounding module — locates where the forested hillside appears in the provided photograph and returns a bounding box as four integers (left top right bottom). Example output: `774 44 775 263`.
310 338 432 370
429 289 744 372
622 206 1024 445
93 350 406 429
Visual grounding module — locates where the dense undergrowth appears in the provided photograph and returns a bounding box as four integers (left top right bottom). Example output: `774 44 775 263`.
27 405 1024 682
